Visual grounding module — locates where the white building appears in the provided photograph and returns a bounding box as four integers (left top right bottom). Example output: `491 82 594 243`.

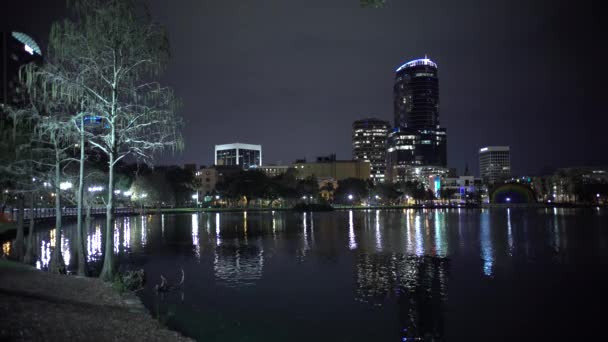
215 143 262 169
479 146 510 184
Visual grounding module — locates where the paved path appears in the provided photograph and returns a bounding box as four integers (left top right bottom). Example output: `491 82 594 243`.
0 260 193 341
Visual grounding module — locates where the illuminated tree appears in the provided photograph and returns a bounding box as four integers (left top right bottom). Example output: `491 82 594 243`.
41 0 183 280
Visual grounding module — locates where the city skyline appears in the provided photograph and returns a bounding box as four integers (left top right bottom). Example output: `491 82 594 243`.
3 0 607 177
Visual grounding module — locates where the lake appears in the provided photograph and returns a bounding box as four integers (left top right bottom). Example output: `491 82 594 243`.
2 208 608 341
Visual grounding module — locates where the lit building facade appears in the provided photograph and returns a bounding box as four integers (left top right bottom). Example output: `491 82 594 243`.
215 143 262 169
441 176 484 202
388 57 447 183
478 146 511 184
259 165 290 178
293 159 370 181
394 57 440 130
352 118 390 183
1 31 43 117
196 167 218 194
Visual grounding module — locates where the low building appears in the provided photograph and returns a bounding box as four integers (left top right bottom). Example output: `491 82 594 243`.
196 167 218 195
441 176 483 202
215 143 262 169
293 156 370 181
259 165 290 178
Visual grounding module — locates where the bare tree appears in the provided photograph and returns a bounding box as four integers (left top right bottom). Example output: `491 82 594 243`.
41 0 182 280
34 105 79 274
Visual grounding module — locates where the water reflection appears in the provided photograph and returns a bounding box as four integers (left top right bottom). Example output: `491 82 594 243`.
348 210 357 250
480 211 494 277
2 209 608 341
192 213 199 259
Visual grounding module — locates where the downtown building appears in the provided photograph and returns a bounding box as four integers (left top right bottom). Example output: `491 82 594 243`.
352 118 390 183
478 146 511 184
215 143 262 169
387 57 448 184
1 31 43 119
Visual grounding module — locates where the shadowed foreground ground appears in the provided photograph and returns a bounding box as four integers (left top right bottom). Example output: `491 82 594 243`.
0 260 193 342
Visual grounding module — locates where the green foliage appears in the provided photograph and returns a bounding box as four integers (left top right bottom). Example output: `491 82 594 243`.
334 178 369 204
112 269 145 293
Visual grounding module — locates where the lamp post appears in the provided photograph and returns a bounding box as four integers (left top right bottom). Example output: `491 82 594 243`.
348 194 353 207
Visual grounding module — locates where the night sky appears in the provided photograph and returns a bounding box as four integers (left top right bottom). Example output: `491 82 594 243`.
3 0 607 176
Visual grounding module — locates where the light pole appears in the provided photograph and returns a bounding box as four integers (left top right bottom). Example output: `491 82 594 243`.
348 194 353 207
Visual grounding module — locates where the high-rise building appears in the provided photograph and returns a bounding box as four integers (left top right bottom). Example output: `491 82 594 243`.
387 57 447 183
1 31 43 120
394 57 439 130
478 146 511 184
215 143 262 169
352 118 390 183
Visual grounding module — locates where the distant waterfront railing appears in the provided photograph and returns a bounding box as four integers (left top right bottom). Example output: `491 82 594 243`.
3 207 137 222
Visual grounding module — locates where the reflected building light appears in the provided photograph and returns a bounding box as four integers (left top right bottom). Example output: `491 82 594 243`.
434 211 446 257
142 215 148 245
216 213 221 246
50 229 56 248
62 234 70 267
375 210 383 251
124 218 131 250
213 245 264 287
414 214 424 256
349 210 357 250
480 211 494 277
113 221 120 253
160 214 164 239
507 208 513 255
192 213 200 259
243 211 248 237
302 212 309 252
40 240 50 269
87 225 102 262
552 207 560 253
405 209 414 254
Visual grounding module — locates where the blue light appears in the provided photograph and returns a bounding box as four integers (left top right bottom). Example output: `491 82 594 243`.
396 57 437 72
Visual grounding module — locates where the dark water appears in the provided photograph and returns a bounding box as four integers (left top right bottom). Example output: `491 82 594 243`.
2 208 608 341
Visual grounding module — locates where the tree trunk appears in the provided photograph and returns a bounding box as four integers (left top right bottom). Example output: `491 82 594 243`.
76 115 87 276
49 156 65 274
14 195 25 261
24 192 36 264
99 151 115 281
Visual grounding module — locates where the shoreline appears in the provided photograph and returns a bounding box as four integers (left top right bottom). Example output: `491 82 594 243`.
0 259 193 341
1 203 604 238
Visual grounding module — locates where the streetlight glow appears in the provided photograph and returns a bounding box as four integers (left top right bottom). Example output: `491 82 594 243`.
60 182 73 190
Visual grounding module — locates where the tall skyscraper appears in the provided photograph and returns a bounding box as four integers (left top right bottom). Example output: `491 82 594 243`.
1 31 43 121
352 118 390 183
215 143 262 169
394 57 439 130
478 146 511 184
387 57 447 182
